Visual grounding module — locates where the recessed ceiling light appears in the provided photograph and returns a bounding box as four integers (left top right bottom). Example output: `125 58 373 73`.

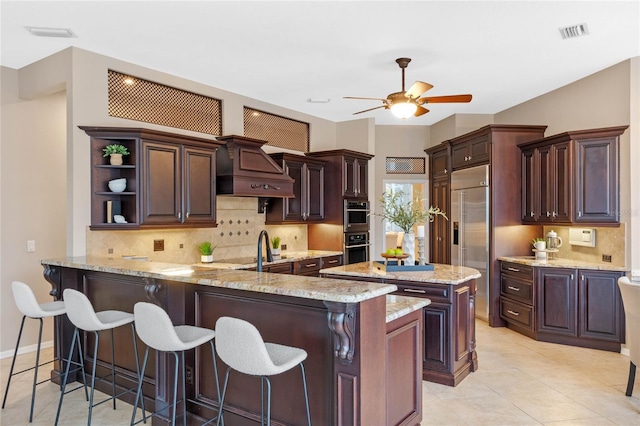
559 23 589 39
25 26 75 38
307 98 331 103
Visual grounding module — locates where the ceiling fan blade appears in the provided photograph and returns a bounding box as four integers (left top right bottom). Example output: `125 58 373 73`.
414 105 430 117
344 96 388 102
352 105 387 115
419 94 473 104
405 81 434 99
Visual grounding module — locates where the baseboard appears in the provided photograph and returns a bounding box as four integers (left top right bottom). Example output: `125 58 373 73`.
0 340 53 359
621 347 630 357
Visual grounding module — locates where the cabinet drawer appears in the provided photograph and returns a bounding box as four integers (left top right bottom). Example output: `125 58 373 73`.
267 262 292 274
501 275 533 304
321 255 343 268
500 261 533 281
500 297 534 331
391 283 449 303
294 258 322 276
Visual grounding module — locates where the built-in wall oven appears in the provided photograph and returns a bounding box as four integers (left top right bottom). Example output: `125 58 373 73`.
344 200 370 233
344 232 370 264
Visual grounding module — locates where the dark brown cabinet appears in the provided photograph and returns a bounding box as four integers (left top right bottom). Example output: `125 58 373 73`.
426 125 547 327
266 153 324 224
425 142 451 264
305 149 373 201
450 134 490 170
499 261 625 351
141 143 217 226
578 270 624 342
83 126 222 230
519 126 627 225
537 268 578 336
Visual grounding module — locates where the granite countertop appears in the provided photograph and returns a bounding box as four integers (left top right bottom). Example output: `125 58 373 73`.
499 256 627 272
199 250 343 270
385 295 431 323
320 261 481 284
41 256 394 304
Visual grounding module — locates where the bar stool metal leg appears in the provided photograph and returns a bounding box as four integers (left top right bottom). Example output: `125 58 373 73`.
2 316 28 412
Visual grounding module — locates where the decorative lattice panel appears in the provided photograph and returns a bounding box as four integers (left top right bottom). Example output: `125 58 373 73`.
108 70 222 135
243 107 310 152
386 157 426 174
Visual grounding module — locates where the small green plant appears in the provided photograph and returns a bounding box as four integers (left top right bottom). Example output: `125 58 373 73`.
197 241 216 255
532 237 546 246
271 236 281 249
102 144 130 157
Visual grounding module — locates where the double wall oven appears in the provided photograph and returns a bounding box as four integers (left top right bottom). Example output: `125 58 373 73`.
343 200 370 264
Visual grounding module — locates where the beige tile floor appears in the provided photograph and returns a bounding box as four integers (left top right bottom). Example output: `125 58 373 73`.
1 320 638 425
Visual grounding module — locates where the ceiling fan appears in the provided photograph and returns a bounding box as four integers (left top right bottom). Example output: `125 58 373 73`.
344 58 472 119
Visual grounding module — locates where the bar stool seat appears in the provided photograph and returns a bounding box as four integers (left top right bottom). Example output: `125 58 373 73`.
214 316 311 426
55 288 144 426
2 281 76 423
131 302 223 426
618 276 640 396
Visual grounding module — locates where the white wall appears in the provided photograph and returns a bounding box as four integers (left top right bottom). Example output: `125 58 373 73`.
1 66 67 354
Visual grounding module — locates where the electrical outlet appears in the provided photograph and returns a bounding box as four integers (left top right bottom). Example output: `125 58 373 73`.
154 239 164 251
27 240 36 252
108 248 114 254
281 244 287 250
602 254 612 262
179 243 184 249
185 366 193 385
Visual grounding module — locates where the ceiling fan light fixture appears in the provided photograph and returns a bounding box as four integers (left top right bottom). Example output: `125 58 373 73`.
391 102 417 119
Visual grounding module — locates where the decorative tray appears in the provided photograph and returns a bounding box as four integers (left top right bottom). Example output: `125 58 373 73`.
374 260 435 272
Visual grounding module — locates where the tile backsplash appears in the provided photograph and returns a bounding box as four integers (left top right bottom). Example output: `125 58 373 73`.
541 224 626 267
86 196 309 263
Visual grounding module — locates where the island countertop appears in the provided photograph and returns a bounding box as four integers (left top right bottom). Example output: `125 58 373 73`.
199 250 343 269
41 256 396 303
320 261 482 284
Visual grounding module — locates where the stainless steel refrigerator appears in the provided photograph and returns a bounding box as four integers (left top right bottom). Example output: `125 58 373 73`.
451 165 490 321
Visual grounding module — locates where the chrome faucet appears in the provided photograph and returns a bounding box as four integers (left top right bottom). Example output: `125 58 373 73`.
256 230 273 272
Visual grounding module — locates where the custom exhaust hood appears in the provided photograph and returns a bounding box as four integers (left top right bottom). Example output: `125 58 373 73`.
215 135 294 198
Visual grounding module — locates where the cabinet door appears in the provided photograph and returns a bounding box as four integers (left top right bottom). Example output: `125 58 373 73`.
356 158 368 198
141 141 181 225
552 142 571 222
521 148 536 222
578 270 624 342
575 138 618 222
283 160 305 221
467 136 490 166
305 162 325 221
536 145 553 222
430 147 450 180
342 156 357 197
429 179 450 264
537 268 577 336
183 147 216 224
450 143 469 169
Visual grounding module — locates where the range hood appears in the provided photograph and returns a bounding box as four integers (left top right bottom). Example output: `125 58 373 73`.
215 135 294 198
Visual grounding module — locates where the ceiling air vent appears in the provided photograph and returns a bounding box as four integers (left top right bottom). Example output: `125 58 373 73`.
559 23 589 39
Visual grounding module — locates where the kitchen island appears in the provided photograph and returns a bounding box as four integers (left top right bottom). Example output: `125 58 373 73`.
42 256 427 426
320 261 481 386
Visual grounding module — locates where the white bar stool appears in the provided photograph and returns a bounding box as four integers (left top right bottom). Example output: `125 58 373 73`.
131 302 223 426
618 276 640 396
55 288 144 425
214 316 311 426
2 281 85 422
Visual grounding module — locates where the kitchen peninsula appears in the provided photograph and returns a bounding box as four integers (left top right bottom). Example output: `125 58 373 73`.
320 262 481 386
41 256 428 426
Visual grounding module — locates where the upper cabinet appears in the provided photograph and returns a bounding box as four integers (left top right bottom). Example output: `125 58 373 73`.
306 150 374 199
518 126 628 225
266 153 325 224
82 126 223 230
450 134 490 170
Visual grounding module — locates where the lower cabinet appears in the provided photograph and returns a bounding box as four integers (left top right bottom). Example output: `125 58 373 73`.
500 261 624 351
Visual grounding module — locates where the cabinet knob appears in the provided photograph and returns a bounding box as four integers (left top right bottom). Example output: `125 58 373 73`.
186 212 190 218
552 212 557 218
530 212 534 218
443 168 448 174
178 212 181 219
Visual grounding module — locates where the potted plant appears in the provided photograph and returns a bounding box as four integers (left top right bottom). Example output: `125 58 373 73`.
271 236 281 259
532 237 546 250
103 144 130 165
197 242 216 263
373 190 448 264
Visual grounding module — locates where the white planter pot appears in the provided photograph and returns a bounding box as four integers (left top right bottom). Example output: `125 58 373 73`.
402 232 415 265
271 248 281 259
201 254 213 263
109 153 123 165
